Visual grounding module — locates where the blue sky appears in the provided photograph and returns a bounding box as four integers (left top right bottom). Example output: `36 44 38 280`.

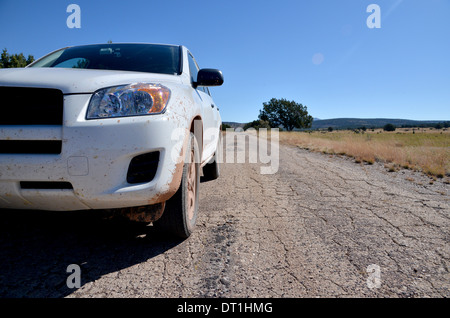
1 0 449 122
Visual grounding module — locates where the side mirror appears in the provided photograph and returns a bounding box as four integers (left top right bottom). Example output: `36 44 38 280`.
195 69 224 87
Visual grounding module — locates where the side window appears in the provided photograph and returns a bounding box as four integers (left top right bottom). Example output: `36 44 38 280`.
188 52 208 94
188 53 199 86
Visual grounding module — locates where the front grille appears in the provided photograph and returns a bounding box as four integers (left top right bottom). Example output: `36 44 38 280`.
0 140 62 154
127 152 160 184
0 87 63 125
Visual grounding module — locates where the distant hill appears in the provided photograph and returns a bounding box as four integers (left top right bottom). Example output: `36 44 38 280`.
224 119 448 130
222 121 245 128
311 118 445 130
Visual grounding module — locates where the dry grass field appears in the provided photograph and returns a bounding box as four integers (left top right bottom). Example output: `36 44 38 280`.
278 128 450 180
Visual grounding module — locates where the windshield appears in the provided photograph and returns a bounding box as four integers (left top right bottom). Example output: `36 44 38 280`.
29 44 181 75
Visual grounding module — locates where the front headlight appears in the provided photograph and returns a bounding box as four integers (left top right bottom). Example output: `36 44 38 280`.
86 83 171 119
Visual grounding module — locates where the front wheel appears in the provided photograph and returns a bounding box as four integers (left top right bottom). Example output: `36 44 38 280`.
154 132 200 238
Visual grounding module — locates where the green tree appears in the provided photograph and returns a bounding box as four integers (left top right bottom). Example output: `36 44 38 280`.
383 123 396 132
0 49 9 68
0 48 35 68
259 98 313 131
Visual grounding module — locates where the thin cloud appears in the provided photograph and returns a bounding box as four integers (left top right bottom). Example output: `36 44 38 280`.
384 0 404 19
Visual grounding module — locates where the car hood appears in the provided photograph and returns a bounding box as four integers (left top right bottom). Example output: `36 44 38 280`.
0 68 182 94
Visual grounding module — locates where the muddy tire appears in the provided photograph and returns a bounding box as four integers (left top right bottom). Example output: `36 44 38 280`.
154 132 200 238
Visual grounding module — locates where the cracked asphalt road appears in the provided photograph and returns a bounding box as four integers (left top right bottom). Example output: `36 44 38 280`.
0 131 448 297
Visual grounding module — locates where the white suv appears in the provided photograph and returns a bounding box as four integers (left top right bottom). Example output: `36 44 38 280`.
0 43 224 238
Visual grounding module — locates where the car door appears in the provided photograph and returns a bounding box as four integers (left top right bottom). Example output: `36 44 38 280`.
200 86 220 157
188 52 217 162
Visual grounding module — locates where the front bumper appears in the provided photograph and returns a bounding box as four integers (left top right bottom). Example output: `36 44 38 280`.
0 94 186 211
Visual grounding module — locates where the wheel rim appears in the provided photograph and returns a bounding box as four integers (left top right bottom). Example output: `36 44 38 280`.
187 145 197 221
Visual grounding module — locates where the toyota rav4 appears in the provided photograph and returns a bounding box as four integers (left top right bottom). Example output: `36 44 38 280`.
0 43 224 238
